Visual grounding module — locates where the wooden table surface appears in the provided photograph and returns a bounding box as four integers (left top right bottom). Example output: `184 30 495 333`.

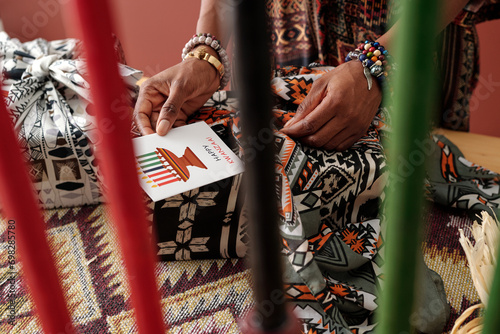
434 128 500 174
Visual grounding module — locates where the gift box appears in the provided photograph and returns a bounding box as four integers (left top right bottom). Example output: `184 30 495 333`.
0 32 142 208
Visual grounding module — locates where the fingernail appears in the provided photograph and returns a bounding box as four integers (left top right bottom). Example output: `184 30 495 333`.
284 119 295 128
157 119 170 135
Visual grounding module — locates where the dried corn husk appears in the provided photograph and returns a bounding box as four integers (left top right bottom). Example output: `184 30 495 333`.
451 211 499 334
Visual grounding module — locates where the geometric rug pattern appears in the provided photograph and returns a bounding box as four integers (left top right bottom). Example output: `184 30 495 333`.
0 205 253 333
423 204 481 333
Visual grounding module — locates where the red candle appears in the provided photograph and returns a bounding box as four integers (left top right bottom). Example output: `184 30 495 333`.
0 94 74 332
72 0 166 333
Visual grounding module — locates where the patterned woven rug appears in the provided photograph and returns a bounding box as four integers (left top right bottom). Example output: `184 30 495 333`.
423 204 481 333
0 204 254 334
0 202 479 333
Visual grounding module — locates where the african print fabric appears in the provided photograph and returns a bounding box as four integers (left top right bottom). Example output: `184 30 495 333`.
426 134 500 219
151 64 500 333
266 0 397 67
0 32 142 209
439 0 500 131
265 0 500 131
154 65 390 333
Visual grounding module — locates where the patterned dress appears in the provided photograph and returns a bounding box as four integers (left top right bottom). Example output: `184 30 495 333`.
155 64 500 333
266 0 500 131
227 1 500 332
155 65 392 333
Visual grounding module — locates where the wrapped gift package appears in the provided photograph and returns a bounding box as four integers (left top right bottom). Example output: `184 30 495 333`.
0 32 142 208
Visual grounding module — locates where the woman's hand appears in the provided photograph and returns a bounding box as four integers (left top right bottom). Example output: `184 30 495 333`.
134 49 220 136
281 61 382 151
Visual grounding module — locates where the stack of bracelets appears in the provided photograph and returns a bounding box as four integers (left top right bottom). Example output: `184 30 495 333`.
345 40 393 90
181 33 231 89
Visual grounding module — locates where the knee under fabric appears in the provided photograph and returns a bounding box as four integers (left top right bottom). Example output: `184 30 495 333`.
413 258 450 334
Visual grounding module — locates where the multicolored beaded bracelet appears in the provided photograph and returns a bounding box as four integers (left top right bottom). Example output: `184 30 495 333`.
181 33 231 89
345 41 392 90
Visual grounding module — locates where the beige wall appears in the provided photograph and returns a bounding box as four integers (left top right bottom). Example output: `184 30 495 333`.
1 0 498 136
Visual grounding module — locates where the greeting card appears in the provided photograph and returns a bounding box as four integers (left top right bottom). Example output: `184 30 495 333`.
133 122 244 202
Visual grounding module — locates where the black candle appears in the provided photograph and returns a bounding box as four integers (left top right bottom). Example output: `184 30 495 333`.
234 0 299 332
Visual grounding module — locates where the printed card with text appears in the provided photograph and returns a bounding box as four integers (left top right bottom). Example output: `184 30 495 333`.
133 122 244 202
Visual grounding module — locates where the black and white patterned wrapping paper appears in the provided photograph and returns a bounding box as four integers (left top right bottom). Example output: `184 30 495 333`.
0 32 142 208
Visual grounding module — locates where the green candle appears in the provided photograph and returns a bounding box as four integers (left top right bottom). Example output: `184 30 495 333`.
483 245 500 332
377 0 440 333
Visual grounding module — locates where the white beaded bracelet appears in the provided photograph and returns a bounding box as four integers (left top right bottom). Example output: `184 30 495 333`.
181 33 231 89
